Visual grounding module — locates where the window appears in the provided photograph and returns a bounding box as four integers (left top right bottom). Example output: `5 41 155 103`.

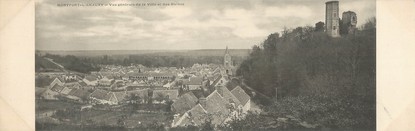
333 13 336 17
333 26 336 30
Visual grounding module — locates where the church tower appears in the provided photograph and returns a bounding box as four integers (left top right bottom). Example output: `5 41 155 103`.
325 1 340 37
224 46 232 67
224 46 233 75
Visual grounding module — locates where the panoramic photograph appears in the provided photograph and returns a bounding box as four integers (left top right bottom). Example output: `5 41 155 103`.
35 0 376 130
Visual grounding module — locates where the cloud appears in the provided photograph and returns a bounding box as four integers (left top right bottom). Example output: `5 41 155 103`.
161 6 192 18
340 0 376 24
36 0 376 50
264 6 312 19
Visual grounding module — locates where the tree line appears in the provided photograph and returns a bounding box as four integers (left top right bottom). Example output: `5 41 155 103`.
36 53 246 74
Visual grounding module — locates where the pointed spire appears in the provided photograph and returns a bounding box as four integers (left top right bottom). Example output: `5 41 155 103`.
225 46 229 54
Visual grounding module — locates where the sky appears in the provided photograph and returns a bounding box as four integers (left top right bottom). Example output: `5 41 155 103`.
35 0 376 50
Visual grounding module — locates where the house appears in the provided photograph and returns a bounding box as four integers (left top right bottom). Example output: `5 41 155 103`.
67 88 91 102
62 74 81 82
172 104 208 127
152 89 179 103
64 82 82 89
50 84 65 92
83 75 99 86
199 91 231 125
231 86 251 113
172 90 231 127
183 77 203 90
171 92 198 114
60 86 73 95
98 76 113 86
126 89 149 103
49 77 64 88
89 89 115 105
215 86 241 107
110 80 125 89
210 75 228 87
78 81 88 87
163 81 175 89
171 85 252 127
109 91 128 104
128 72 175 80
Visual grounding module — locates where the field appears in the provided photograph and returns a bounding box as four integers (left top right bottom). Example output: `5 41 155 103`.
36 100 173 128
36 100 83 113
52 110 172 127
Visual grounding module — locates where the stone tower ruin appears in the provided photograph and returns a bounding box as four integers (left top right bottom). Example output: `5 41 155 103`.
341 11 358 34
325 1 340 37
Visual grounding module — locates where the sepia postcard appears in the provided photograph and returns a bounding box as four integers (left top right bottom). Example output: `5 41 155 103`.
1 0 415 130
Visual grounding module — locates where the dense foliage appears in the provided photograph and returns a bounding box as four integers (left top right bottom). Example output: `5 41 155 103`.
86 55 246 68
237 18 376 129
36 54 100 73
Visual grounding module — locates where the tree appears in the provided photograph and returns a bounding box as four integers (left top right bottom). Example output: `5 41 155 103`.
315 21 325 32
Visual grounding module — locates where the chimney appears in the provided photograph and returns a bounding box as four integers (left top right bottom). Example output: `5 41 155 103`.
199 97 207 108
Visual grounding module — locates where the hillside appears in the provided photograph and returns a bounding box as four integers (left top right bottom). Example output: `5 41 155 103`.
35 54 64 72
235 18 376 129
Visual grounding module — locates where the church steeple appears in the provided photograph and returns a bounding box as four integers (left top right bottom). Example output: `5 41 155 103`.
224 46 233 75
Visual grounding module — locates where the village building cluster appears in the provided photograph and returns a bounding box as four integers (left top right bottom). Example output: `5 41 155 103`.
35 47 250 127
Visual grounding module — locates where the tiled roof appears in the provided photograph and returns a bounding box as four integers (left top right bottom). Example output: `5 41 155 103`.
176 104 208 127
125 85 150 91
68 89 91 99
230 86 250 105
187 104 208 126
126 89 148 99
210 75 222 87
84 75 98 81
172 92 198 114
51 84 65 92
78 81 88 86
183 77 203 85
216 86 241 106
127 72 175 77
64 82 81 88
191 90 206 99
113 91 127 102
60 87 72 95
202 91 230 125
152 89 179 100
90 89 110 100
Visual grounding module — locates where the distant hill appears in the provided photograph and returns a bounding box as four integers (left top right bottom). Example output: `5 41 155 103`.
35 55 63 72
37 49 251 57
